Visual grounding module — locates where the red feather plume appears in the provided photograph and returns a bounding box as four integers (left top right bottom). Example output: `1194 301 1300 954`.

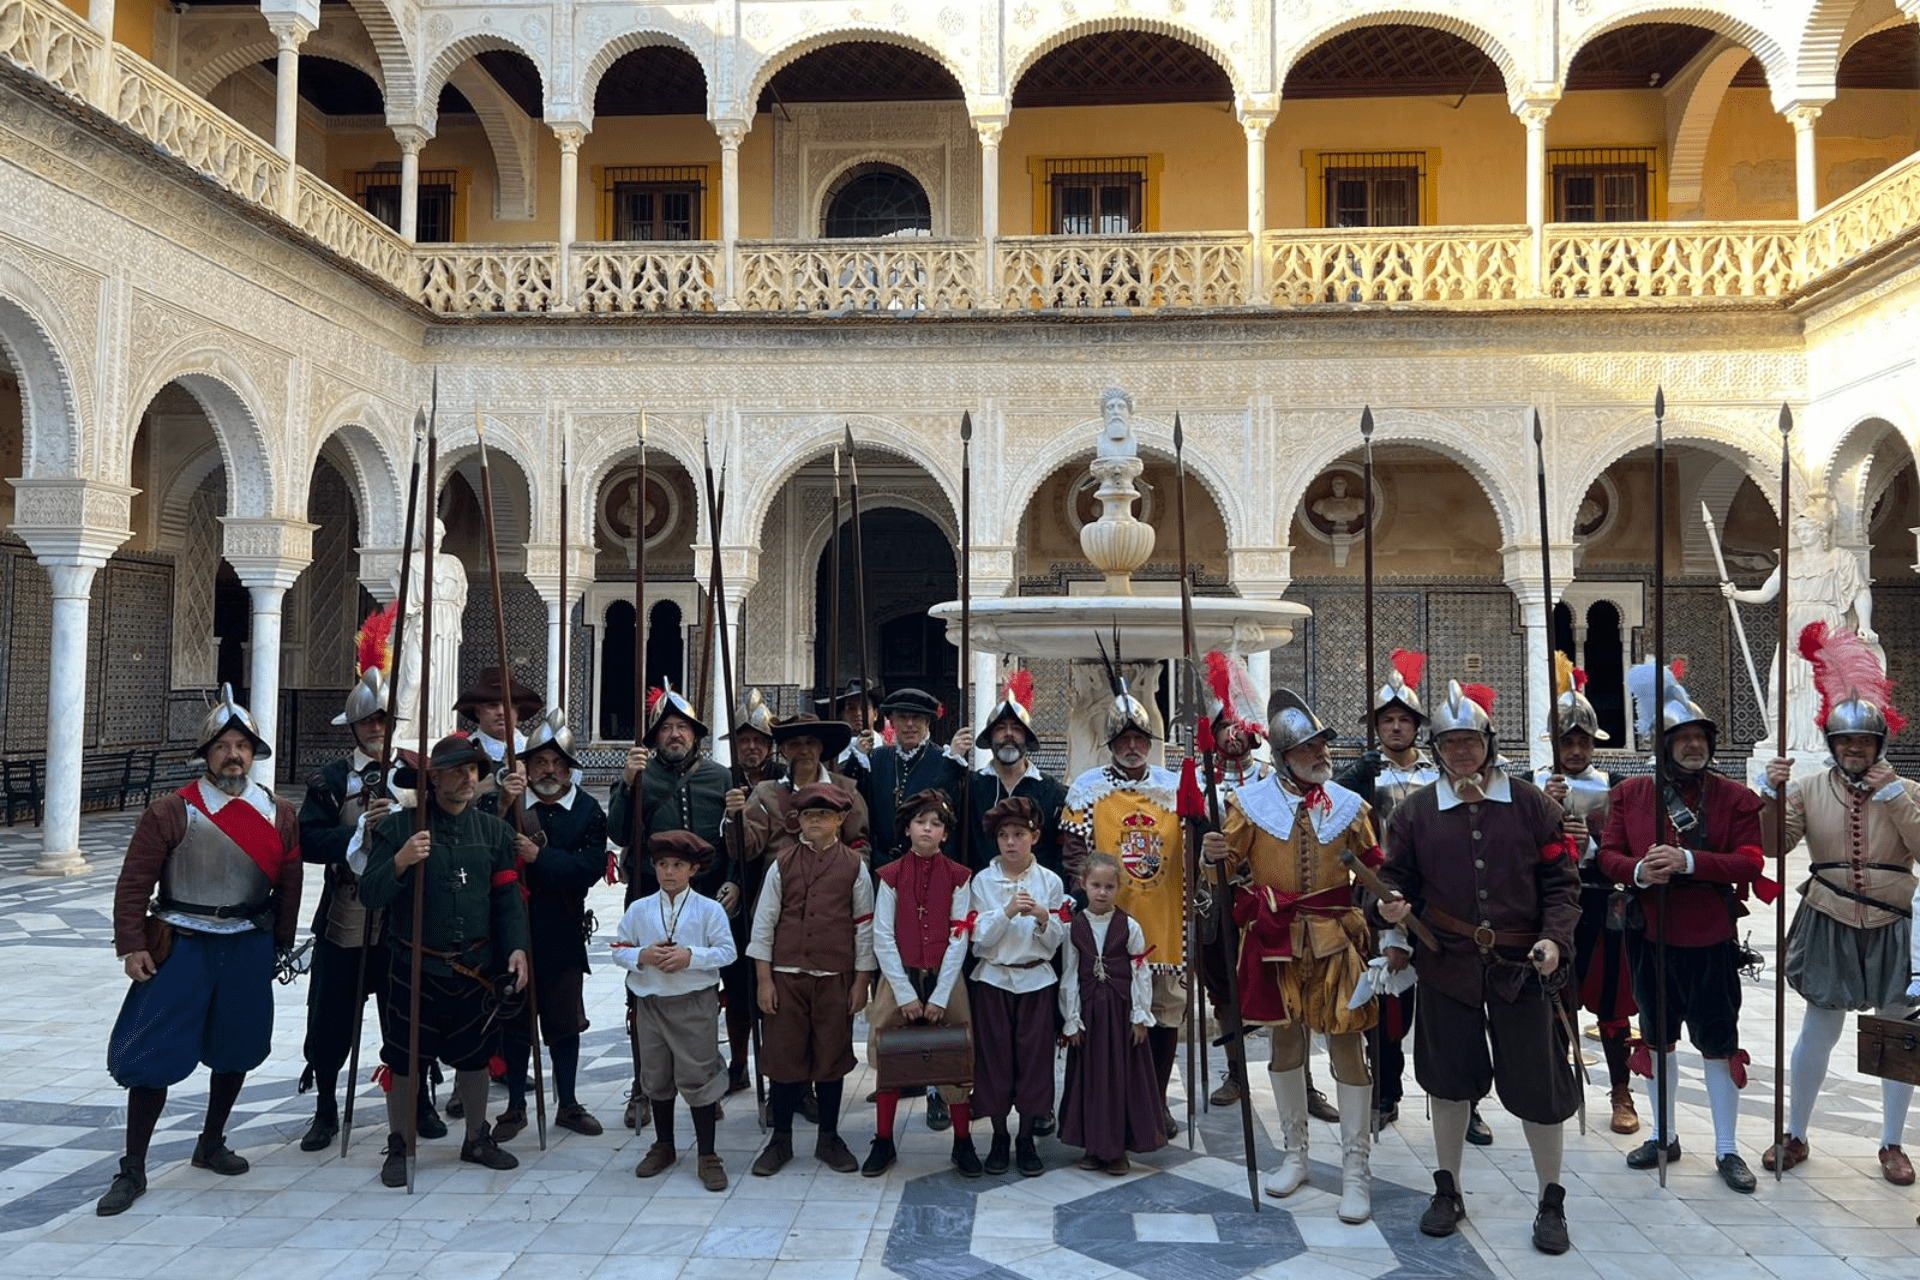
1670 657 1687 681
646 686 666 713
1800 621 1906 738
1572 668 1588 691
1389 648 1426 690
356 602 397 678
1460 683 1497 713
1205 650 1265 738
1005 669 1034 711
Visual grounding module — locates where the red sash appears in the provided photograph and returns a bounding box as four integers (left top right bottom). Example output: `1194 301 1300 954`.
179 783 286 881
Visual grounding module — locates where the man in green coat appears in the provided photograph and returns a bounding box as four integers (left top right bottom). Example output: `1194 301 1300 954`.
360 736 530 1187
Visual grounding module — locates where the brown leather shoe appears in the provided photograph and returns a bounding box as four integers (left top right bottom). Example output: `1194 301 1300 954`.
1880 1144 1915 1186
1609 1085 1639 1135
698 1154 729 1192
1761 1135 1808 1173
634 1141 678 1178
490 1108 526 1144
555 1105 603 1136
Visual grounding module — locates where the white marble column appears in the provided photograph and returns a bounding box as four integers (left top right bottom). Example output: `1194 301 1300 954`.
223 519 314 786
544 598 564 712
268 18 309 161
1519 103 1553 297
524 542 590 717
87 0 115 37
39 560 105 875
1241 112 1273 302
88 0 116 102
716 121 746 309
1787 105 1824 220
1516 591 1552 769
553 123 585 312
975 117 1004 306
394 125 427 243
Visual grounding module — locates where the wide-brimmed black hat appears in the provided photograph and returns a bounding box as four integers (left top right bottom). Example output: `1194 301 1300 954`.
813 678 880 713
455 667 542 721
393 735 490 788
770 713 853 756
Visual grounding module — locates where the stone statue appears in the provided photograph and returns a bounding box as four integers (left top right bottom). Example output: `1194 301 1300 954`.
1095 386 1138 460
1312 475 1366 533
1723 495 1878 756
390 518 469 746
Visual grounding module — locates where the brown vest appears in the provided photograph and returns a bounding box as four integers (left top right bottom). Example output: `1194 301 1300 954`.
877 852 969 971
772 840 863 972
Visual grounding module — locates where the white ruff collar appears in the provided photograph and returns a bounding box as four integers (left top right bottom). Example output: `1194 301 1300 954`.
1064 765 1178 814
1237 775 1363 844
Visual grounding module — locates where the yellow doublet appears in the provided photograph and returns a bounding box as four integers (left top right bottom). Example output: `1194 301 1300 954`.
1064 772 1185 971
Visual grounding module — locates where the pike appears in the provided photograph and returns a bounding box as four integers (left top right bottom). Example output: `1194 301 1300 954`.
845 425 876 733
1701 502 1766 717
400 413 439 1193
701 426 767 1131
1534 410 1590 1134
1652 387 1671 1188
341 400 428 1159
1772 403 1793 1180
958 412 974 868
474 406 547 1152
627 414 651 1120
558 423 570 709
1173 413 1261 1210
829 447 844 721
1362 406 1382 1139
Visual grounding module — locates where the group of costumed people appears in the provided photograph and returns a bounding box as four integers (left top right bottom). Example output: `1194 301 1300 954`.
90 607 1920 1263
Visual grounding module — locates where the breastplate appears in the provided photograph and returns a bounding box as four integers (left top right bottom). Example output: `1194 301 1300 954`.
160 803 274 912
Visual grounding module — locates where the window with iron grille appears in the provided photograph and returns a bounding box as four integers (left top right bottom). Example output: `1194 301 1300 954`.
822 164 932 238
1315 151 1425 228
353 168 457 241
1045 157 1147 235
601 166 707 241
1550 148 1655 222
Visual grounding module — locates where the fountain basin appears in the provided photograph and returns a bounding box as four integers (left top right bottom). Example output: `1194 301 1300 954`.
930 595 1310 659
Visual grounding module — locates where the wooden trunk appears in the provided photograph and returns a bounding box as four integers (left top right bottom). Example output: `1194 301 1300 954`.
874 1022 974 1092
1857 1011 1920 1087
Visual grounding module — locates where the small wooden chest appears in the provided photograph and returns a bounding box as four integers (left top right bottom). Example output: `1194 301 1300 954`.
874 1022 973 1092
1858 1010 1920 1086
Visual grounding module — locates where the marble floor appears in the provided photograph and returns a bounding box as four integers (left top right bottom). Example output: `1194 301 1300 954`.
0 811 1914 1280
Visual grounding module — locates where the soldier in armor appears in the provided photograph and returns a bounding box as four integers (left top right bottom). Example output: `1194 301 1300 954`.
295 669 445 1153
1760 624 1920 1185
1201 689 1383 1225
1534 659 1638 1136
861 687 973 872
608 681 735 1128
1597 663 1765 1194
720 688 784 1094
483 710 610 1141
966 672 1067 880
1372 679 1582 1256
1334 648 1447 1133
1061 678 1188 1137
97 687 304 1216
728 689 786 790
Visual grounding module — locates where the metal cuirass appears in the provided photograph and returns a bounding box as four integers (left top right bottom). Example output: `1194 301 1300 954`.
159 803 273 914
323 766 383 947
1540 767 1611 865
1373 759 1440 827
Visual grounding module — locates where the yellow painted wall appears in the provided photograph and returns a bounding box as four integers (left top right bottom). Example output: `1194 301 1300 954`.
1815 88 1920 208
1000 103 1245 233
1265 94 1525 228
1701 87 1796 220
579 116 724 239
113 0 169 60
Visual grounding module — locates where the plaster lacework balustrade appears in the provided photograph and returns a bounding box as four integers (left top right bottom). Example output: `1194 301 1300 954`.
573 243 718 313
1801 151 1920 282
1262 227 1525 305
997 234 1249 309
0 0 99 103
735 240 983 313
109 48 288 211
294 172 411 292
416 246 556 314
1543 224 1801 299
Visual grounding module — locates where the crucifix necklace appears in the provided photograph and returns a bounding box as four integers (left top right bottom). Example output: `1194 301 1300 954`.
659 890 686 946
455 867 468 887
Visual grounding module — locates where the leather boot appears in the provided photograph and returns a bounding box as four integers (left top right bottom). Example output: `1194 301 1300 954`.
1609 1083 1639 1135
1262 1067 1310 1199
1335 1080 1373 1224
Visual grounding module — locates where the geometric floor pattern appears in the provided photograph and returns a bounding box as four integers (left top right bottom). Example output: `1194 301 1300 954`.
0 811 1916 1280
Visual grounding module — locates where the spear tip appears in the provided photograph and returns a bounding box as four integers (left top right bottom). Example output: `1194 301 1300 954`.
960 410 973 443
1779 402 1794 436
1360 406 1373 439
412 406 428 437
1654 386 1666 420
1531 408 1543 446
1173 411 1184 452
639 410 649 444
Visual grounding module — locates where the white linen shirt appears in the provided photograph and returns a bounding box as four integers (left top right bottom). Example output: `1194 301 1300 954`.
968 857 1066 993
611 888 736 999
1057 909 1153 1035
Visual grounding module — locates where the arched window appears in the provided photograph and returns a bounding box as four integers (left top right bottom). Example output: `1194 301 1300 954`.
822 164 932 238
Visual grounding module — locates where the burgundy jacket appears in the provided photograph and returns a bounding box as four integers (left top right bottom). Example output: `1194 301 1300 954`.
1596 772 1764 948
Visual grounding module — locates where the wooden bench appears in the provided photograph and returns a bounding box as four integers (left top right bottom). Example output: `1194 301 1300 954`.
2 757 41 827
2 749 162 826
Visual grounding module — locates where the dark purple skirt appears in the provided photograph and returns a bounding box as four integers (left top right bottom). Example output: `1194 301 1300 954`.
1059 983 1167 1160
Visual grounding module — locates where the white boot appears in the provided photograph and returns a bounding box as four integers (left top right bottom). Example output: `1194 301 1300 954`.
1335 1080 1373 1224
1263 1067 1310 1198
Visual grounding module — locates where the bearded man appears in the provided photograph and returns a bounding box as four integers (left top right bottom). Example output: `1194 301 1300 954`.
966 673 1067 879
96 687 304 1216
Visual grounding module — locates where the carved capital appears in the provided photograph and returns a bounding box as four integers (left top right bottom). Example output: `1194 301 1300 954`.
221 517 316 589
1517 102 1554 132
392 123 431 156
1236 107 1277 143
713 119 750 150
550 122 587 155
264 13 316 52
972 115 1008 150
1227 545 1292 595
1784 104 1825 132
522 543 596 604
8 478 135 565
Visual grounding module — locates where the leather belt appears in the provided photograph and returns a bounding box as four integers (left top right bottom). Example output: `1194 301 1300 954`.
1422 901 1536 950
994 958 1050 970
158 896 268 920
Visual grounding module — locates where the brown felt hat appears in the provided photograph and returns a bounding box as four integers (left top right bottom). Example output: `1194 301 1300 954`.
982 795 1043 837
647 829 716 872
792 782 854 814
895 788 957 843
770 713 854 757
455 667 543 721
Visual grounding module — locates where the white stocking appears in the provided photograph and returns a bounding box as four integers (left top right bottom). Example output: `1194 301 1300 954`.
1788 1004 1845 1140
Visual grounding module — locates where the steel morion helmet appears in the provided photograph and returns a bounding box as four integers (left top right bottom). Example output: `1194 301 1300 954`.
332 667 389 728
1800 621 1906 753
725 687 778 742
1266 686 1334 754
1426 679 1497 751
1550 652 1609 743
977 670 1040 750
523 707 583 770
1367 648 1429 725
197 682 271 759
1629 659 1715 755
643 677 709 744
1094 627 1156 745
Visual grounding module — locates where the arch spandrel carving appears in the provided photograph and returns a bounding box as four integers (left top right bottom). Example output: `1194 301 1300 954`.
308 413 406 549
419 27 551 127
733 415 963 558
0 261 90 483
1554 406 1786 542
126 353 280 522
575 24 713 129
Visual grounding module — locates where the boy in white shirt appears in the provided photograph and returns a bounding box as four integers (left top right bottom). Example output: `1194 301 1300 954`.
612 830 737 1192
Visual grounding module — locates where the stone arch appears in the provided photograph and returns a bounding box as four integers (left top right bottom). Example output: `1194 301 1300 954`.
737 416 962 556
308 414 404 548
1274 409 1522 550
128 354 277 520
183 32 387 99
813 153 941 237
1004 425 1242 554
1558 411 1783 543
0 271 84 479
344 0 419 120
1664 40 1757 216
1279 10 1527 108
577 26 711 130
1561 6 1794 109
570 420 703 554
443 60 541 222
1797 0 1913 95
433 436 538 549
1009 16 1246 103
421 32 547 116
1821 412 1918 542
797 489 958 579
155 443 225 551
736 30 974 120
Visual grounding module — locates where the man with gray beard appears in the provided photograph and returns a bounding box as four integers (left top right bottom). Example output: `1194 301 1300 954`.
97 687 304 1216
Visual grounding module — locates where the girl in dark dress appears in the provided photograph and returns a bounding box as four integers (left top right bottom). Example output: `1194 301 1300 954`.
1058 854 1166 1173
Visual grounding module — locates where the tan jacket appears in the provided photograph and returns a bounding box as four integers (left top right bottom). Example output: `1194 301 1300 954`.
1768 769 1920 930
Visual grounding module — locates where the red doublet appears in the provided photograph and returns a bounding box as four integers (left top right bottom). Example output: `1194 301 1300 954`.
876 852 970 970
1597 774 1765 947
